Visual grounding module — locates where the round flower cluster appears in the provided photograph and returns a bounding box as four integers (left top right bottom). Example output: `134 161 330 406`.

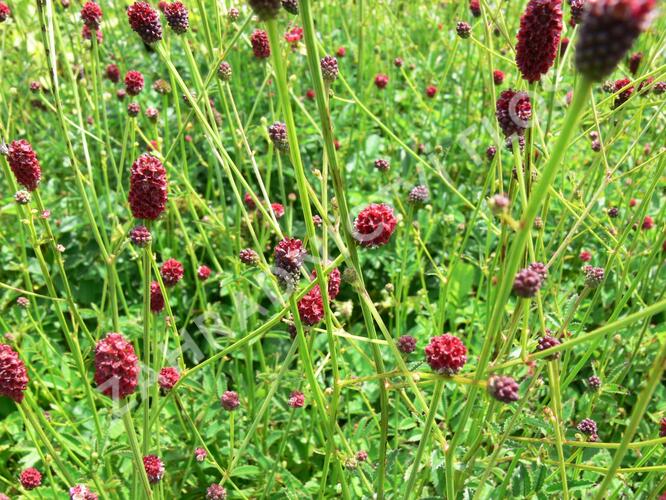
537 335 561 360
496 89 532 138
513 267 543 298
397 335 417 354
128 154 168 220
127 1 162 45
94 333 139 399
20 468 42 490
160 259 184 286
164 2 189 34
0 344 29 402
125 70 144 96
129 225 152 247
425 334 467 375
158 367 180 392
515 0 562 83
251 29 271 59
353 204 397 248
221 390 240 411
143 455 165 483
288 390 305 408
7 140 42 192
321 55 339 82
150 281 165 313
487 375 520 403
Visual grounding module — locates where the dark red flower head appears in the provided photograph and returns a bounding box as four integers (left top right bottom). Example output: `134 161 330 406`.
20 468 42 490
268 122 289 152
513 267 543 297
94 333 139 399
374 74 389 89
487 375 520 402
425 334 467 375
569 0 586 25
124 70 144 96
150 281 165 313
353 203 397 248
206 483 227 500
282 0 299 15
515 0 563 83
240 248 259 265
127 2 162 44
397 335 417 354
496 89 532 138
221 390 240 411
158 367 180 391
143 455 165 483
0 2 10 23
274 238 307 273
321 55 339 82
575 0 655 81
218 61 232 82
425 85 437 98
0 344 29 403
81 1 102 30
470 0 481 17
248 0 282 20
128 153 168 220
251 29 271 59
628 51 643 74
129 225 152 247
288 390 305 408
493 69 505 85
7 140 42 191
164 2 189 33
197 265 212 281
311 267 341 300
105 63 120 83
160 258 184 286
612 77 634 107
298 288 325 326
456 21 471 38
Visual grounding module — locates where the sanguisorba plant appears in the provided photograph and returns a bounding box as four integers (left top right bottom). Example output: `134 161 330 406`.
0 0 665 498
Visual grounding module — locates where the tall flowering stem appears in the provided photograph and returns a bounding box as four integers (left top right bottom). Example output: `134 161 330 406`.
445 76 594 497
264 19 351 494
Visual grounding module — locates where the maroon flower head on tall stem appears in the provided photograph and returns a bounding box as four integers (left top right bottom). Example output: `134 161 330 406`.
0 2 10 23
160 258 184 286
298 288 325 326
164 2 189 34
496 89 532 138
0 344 29 403
128 153 168 220
6 140 42 192
248 0 282 20
251 29 271 59
353 203 397 248
127 2 162 44
321 55 339 82
150 281 165 313
94 333 139 399
575 0 656 81
124 70 144 96
515 0 563 83
143 455 165 483
81 1 102 30
470 0 481 17
374 73 389 89
20 468 42 490
425 334 467 375
628 51 643 74
221 390 240 411
105 63 120 83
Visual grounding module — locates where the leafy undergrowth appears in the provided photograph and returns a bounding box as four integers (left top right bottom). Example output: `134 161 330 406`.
0 0 665 499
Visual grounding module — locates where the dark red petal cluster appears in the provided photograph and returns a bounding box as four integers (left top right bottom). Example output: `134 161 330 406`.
158 367 180 391
128 153 168 220
251 29 271 59
613 77 634 107
206 483 227 500
164 2 189 34
288 390 305 408
515 0 562 83
150 281 165 312
197 265 212 281
7 140 42 192
493 69 504 85
221 390 240 411
311 267 341 300
124 70 144 96
127 2 163 45
268 122 289 152
160 258 184 286
94 333 139 399
282 0 299 15
469 0 481 17
105 63 120 83
239 248 259 265
397 335 417 354
274 238 307 274
425 85 437 98
0 2 10 23
628 51 643 74
143 455 165 483
353 203 397 248
297 288 325 326
575 0 656 81
487 375 520 403
20 468 42 490
536 335 561 360
512 267 543 297
80 1 102 30
248 0 282 20
0 344 29 403
569 0 585 25
425 334 467 375
374 74 389 89
321 55 339 82
129 225 152 247
495 89 532 138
